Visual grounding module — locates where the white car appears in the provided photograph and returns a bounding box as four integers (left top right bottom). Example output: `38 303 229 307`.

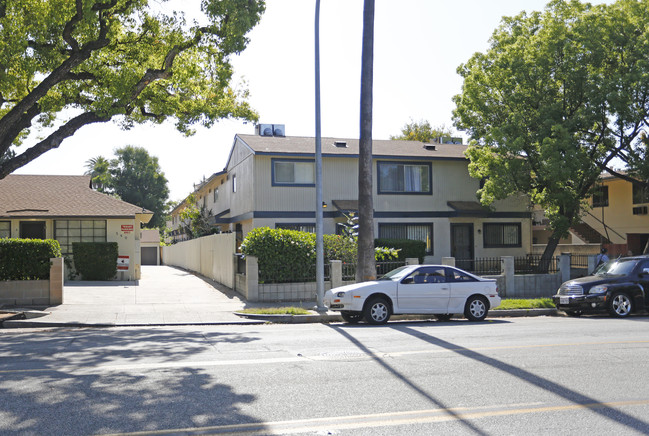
324 265 501 324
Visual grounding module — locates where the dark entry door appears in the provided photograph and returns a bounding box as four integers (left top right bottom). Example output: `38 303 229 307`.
20 221 46 239
451 224 474 260
141 247 158 265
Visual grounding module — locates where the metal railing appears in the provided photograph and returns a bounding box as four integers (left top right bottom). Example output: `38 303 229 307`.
458 254 560 275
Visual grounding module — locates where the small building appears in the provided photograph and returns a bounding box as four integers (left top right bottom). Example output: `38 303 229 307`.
0 175 153 280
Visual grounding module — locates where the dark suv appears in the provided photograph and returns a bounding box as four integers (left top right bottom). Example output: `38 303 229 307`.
553 255 649 317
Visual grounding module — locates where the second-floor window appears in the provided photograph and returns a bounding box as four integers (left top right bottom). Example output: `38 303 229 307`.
377 161 431 194
213 187 218 202
592 185 609 207
272 159 315 186
633 183 649 204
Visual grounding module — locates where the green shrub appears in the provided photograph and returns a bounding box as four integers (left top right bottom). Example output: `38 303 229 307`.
375 238 426 262
0 239 61 280
72 242 118 280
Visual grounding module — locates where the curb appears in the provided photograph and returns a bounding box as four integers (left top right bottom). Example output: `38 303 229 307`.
234 308 560 324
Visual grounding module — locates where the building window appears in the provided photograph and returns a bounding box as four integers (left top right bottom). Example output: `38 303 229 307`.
54 220 107 255
483 223 521 248
592 185 609 207
377 161 431 194
276 223 316 233
232 175 237 193
272 159 315 186
0 221 10 238
213 187 218 202
378 223 433 254
633 183 649 205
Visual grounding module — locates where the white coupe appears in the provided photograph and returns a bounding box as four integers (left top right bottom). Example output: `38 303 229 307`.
324 265 501 324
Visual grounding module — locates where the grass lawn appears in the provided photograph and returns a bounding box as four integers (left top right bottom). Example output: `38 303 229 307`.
240 298 555 315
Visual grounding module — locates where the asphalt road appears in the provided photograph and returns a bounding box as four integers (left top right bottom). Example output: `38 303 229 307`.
2 316 649 435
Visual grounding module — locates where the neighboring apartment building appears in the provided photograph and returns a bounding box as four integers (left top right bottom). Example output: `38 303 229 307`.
170 127 532 263
532 173 649 256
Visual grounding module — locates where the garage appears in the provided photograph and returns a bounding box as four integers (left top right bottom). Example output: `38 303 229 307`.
141 246 159 265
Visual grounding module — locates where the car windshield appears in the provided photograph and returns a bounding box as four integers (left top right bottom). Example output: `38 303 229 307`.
379 266 411 281
595 259 638 276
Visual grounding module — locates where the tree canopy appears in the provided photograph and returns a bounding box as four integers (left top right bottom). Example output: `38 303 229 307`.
390 120 453 143
452 0 649 261
0 0 264 179
86 146 169 228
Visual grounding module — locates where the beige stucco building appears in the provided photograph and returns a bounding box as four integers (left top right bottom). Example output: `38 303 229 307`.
0 175 153 279
170 131 532 263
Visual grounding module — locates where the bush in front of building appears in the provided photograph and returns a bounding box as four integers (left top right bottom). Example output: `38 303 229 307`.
374 238 426 263
0 238 62 280
241 227 402 283
72 242 118 280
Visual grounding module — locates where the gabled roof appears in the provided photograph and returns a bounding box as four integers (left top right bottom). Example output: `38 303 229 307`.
235 134 468 160
0 175 152 219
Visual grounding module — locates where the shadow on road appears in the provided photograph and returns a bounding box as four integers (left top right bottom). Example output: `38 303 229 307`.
0 328 264 435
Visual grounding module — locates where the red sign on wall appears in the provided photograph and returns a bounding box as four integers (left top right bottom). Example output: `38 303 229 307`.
121 224 134 233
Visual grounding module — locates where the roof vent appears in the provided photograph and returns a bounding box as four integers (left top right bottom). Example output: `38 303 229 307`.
334 141 347 148
424 144 436 151
257 123 285 137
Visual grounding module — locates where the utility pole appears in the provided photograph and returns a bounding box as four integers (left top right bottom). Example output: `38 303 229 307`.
314 0 326 310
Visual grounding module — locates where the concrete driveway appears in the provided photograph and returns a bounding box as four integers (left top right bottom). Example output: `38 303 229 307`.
5 266 258 327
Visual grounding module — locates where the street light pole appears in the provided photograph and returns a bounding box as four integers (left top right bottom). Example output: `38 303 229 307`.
314 0 326 311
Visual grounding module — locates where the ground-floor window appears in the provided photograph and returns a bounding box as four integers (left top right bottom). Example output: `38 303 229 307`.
276 223 315 233
483 222 521 248
54 220 107 255
0 221 9 238
378 223 433 254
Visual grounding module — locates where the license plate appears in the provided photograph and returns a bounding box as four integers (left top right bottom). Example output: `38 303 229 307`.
560 297 570 305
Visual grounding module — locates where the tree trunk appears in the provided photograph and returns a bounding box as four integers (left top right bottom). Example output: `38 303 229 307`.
356 0 375 282
537 233 561 274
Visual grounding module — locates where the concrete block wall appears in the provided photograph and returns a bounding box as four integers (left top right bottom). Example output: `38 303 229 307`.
0 257 64 306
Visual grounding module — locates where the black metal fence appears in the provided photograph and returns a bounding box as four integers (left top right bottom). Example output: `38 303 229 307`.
458 254 560 275
342 260 406 281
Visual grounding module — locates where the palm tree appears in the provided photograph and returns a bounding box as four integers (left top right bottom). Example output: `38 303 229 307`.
84 156 111 192
357 0 376 282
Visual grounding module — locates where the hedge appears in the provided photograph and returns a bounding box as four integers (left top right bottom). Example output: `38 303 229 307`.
0 239 61 280
374 238 426 262
72 242 119 280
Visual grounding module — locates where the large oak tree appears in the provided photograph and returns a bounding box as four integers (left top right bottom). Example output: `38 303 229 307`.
453 0 649 266
0 0 264 179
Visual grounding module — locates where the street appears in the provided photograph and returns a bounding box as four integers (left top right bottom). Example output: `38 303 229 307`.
2 316 649 435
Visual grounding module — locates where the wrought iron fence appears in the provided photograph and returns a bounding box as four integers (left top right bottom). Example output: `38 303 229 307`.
458 255 560 275
456 258 501 275
342 260 407 281
570 254 589 268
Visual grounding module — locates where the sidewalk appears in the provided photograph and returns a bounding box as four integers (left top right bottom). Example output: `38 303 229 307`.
2 265 318 328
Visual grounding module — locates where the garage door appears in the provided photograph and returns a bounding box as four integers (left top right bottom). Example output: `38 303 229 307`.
141 247 158 265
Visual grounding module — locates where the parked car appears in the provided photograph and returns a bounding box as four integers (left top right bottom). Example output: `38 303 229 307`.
553 255 649 318
323 265 500 325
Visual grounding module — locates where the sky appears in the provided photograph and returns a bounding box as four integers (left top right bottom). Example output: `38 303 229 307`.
16 0 563 201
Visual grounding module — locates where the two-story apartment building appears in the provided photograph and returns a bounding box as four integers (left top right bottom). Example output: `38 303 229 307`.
532 173 649 256
170 129 532 263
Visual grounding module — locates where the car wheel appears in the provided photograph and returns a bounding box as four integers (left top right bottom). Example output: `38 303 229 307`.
435 314 452 322
565 310 582 317
608 292 633 318
340 311 363 324
464 296 488 322
363 296 391 325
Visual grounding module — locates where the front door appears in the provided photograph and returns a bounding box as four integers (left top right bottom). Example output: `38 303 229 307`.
451 224 474 260
397 266 451 312
20 221 46 239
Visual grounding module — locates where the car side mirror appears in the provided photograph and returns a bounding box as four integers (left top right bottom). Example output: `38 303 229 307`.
402 277 414 284
642 268 649 276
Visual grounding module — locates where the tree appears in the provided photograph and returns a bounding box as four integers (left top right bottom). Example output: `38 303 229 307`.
84 156 110 191
108 146 170 228
391 120 453 143
0 0 264 180
357 0 375 282
179 194 215 239
452 0 649 269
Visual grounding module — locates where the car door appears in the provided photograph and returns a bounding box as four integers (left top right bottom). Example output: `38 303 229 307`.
447 267 482 314
636 259 649 304
396 266 450 312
